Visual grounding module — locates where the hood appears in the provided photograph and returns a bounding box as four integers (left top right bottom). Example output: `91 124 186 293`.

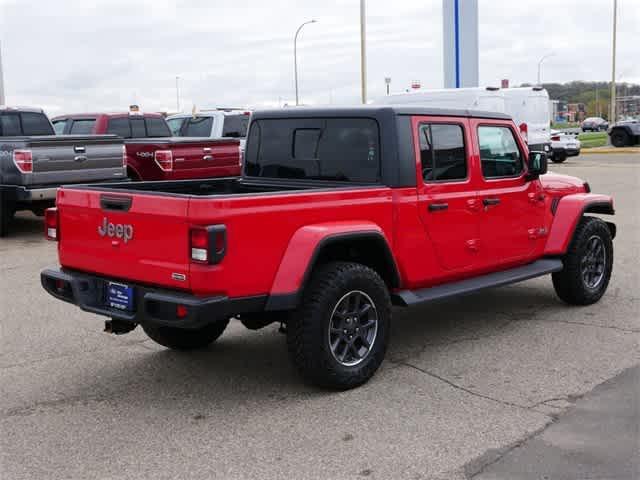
540 171 587 196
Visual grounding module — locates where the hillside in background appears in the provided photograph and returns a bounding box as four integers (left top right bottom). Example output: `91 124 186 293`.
520 81 640 119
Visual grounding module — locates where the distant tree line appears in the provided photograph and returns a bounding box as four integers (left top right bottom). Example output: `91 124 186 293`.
519 81 640 119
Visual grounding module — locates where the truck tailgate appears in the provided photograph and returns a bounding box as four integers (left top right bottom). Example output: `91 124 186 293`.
28 135 125 186
57 188 192 289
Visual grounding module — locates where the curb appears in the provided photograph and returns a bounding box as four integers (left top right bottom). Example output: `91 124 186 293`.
580 148 640 154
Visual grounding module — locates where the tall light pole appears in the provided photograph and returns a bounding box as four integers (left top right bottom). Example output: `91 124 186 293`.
175 76 181 112
294 19 317 106
610 0 617 123
537 53 555 86
0 40 5 105
360 0 367 104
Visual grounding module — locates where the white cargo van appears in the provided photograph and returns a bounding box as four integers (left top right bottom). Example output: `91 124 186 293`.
374 86 551 154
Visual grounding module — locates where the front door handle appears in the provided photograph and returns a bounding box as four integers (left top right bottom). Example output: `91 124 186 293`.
483 198 501 206
203 155 214 161
428 203 449 212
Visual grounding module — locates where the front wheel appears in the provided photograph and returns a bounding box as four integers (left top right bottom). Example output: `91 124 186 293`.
142 318 230 350
552 217 613 305
610 130 630 148
287 262 391 390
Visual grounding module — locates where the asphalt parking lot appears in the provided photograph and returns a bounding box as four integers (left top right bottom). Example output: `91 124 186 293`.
1 153 638 480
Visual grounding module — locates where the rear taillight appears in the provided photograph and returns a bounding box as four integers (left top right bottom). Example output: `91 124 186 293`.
189 225 227 264
13 150 33 173
519 122 528 142
551 135 560 141
154 150 173 172
122 145 127 168
45 207 59 241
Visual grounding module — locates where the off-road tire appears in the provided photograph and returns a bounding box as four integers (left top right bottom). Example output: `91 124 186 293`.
610 130 630 148
286 261 391 390
142 319 230 350
552 217 613 305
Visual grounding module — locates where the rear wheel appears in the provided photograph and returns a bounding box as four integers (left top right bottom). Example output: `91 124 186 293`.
552 217 613 305
610 130 630 148
286 261 391 390
0 198 15 237
551 151 567 163
142 319 230 350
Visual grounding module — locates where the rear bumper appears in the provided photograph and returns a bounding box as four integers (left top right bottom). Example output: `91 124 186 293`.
41 267 267 329
0 185 58 202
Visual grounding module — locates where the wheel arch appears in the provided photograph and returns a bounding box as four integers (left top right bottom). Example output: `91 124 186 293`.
265 224 400 311
545 194 615 256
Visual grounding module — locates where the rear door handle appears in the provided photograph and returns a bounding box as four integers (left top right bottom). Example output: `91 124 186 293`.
74 155 88 162
74 146 86 153
483 198 500 206
428 203 449 212
203 155 214 161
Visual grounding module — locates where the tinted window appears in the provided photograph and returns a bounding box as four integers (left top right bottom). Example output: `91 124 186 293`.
222 114 249 138
0 114 22 136
245 118 380 183
478 126 523 178
419 123 467 181
52 120 67 134
166 118 185 136
145 117 171 137
20 112 53 136
69 119 96 134
184 116 213 137
107 118 131 138
130 118 146 138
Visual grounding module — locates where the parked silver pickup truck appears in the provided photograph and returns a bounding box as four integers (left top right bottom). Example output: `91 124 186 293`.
0 106 126 236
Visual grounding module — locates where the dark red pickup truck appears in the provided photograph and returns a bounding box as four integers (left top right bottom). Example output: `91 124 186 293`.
41 106 616 389
51 112 241 180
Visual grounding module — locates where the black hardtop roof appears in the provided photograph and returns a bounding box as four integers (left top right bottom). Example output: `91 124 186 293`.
251 105 511 121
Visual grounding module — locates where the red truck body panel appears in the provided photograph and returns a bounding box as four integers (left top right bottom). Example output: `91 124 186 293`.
124 139 241 181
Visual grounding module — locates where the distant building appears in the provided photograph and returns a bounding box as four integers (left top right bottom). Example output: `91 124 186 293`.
567 103 586 122
617 96 640 119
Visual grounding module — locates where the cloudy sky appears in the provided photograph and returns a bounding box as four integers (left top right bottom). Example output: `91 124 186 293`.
1 0 638 115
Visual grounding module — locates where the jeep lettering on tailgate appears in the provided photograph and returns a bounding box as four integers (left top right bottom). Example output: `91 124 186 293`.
98 217 133 243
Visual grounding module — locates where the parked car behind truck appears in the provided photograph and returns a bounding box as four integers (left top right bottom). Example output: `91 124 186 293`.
0 106 125 236
41 106 615 389
52 112 241 180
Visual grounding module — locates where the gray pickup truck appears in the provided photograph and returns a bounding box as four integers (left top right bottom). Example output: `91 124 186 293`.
0 106 126 236
608 119 640 147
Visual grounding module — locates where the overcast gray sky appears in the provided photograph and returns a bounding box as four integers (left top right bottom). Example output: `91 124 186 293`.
1 0 638 115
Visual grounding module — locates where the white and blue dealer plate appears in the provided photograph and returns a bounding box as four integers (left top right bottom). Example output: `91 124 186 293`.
107 282 135 311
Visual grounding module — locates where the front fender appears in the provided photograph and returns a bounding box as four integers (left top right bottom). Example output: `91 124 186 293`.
268 221 391 302
544 193 614 255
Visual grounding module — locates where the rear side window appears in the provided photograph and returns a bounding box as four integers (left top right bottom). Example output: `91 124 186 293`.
222 114 249 138
478 126 523 178
245 118 380 183
184 117 213 137
130 118 146 138
69 119 96 134
52 120 67 134
107 118 131 138
419 123 467 182
0 114 22 136
20 112 53 136
166 118 185 136
145 117 171 137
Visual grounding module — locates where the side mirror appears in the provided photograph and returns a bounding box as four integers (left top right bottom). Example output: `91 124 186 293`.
527 151 548 179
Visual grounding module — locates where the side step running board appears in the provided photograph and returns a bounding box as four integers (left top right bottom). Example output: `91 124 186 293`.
392 259 563 306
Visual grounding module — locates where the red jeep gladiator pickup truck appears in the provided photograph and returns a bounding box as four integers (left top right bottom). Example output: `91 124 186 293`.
51 112 241 181
41 106 616 389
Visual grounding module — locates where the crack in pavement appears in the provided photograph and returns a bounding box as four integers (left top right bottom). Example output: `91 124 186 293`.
390 360 533 412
